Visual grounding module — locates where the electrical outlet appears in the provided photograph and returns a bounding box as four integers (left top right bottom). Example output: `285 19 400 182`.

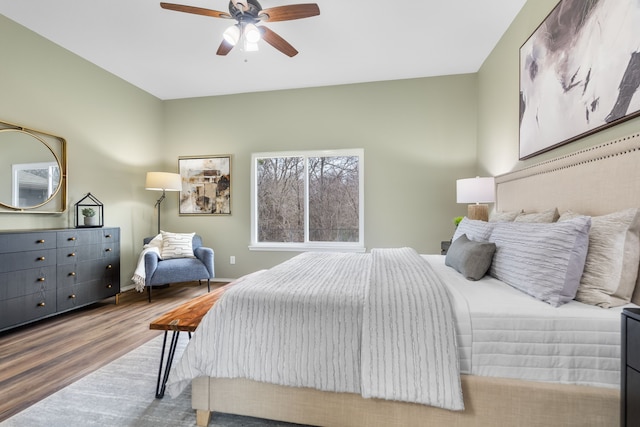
230 256 236 265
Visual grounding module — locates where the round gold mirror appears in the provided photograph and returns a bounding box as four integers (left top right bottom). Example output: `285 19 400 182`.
0 128 64 210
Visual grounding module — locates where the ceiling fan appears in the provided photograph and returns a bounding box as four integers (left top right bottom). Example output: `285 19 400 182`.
160 0 320 57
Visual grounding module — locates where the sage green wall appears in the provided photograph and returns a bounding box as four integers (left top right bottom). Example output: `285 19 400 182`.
477 0 640 175
161 76 478 277
1 13 478 286
0 15 165 288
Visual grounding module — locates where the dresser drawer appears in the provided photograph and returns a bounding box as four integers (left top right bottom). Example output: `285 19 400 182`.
627 316 640 372
101 243 119 259
0 232 57 254
0 266 56 299
57 229 102 247
57 279 102 311
627 366 640 425
0 249 57 273
56 244 103 265
0 291 57 330
101 228 119 242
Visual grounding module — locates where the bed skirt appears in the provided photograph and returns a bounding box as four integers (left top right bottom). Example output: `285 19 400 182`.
191 374 618 427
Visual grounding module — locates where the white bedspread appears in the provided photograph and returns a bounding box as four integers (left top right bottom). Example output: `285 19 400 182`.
166 248 463 410
424 255 628 389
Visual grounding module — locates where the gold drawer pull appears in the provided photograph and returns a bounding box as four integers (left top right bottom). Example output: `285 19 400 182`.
106 264 113 270
69 272 76 276
68 237 77 241
69 294 76 299
106 284 112 289
68 252 76 257
37 302 46 307
37 256 45 261
37 277 46 282
105 248 112 252
36 239 45 244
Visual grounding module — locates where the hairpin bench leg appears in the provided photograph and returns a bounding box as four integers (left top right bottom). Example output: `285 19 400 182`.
155 330 181 398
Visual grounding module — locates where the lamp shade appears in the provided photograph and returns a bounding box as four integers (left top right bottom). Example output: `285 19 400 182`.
145 172 182 192
456 177 495 204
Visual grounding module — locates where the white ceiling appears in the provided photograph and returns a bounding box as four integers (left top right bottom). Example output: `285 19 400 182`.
0 0 526 100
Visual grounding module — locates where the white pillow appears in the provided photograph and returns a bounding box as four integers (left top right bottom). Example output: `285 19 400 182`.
488 216 591 307
489 210 521 222
452 217 494 243
514 208 559 223
160 231 196 259
560 208 640 308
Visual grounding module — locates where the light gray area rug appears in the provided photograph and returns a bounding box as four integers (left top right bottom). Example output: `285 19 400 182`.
1 334 307 427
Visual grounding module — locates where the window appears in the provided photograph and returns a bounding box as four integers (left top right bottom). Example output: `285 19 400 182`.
251 149 364 251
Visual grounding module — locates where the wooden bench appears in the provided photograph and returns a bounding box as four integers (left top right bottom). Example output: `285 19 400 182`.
149 282 232 398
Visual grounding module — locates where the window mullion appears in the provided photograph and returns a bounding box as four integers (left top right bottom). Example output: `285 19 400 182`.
303 155 310 244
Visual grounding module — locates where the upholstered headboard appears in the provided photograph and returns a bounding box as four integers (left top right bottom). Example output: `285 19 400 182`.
495 132 640 305
495 132 640 216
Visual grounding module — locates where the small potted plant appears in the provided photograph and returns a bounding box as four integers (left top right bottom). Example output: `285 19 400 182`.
82 207 97 226
453 216 464 228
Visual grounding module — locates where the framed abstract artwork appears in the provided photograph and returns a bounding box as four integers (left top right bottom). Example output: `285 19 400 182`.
519 0 640 159
178 155 231 215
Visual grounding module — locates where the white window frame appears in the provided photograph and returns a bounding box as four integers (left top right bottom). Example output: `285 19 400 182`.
250 149 365 252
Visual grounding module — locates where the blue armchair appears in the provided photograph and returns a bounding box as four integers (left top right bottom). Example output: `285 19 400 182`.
143 234 214 302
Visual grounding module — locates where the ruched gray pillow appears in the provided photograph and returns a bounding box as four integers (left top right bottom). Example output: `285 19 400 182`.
445 234 496 281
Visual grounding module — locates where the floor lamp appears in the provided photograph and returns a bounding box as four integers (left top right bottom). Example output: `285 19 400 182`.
456 176 495 222
145 172 182 234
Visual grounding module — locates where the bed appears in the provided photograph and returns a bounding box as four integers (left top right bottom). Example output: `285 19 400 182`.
167 132 640 427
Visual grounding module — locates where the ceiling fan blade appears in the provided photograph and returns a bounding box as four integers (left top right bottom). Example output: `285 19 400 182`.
216 39 235 56
259 26 298 57
160 2 231 19
259 4 320 22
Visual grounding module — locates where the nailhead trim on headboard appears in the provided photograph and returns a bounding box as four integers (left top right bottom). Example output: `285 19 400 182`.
495 132 640 216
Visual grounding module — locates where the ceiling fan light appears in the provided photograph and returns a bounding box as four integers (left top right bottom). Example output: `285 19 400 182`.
223 25 240 45
244 40 259 52
244 23 261 43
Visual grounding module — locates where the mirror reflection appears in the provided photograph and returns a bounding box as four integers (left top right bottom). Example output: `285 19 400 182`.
0 129 62 210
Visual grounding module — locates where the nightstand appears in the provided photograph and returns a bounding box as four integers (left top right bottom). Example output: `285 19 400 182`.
441 240 451 255
621 308 640 426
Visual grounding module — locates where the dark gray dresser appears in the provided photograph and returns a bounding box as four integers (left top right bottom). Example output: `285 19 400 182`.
0 227 120 332
622 307 640 427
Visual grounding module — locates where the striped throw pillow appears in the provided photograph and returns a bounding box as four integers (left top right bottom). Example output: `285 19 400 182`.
160 231 196 259
488 216 591 307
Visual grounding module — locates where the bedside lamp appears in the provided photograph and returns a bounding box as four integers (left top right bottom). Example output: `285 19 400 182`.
145 172 182 234
456 176 495 222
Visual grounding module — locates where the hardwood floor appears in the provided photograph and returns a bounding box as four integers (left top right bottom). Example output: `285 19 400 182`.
0 281 226 422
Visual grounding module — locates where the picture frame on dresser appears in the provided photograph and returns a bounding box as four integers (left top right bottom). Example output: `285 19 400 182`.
518 0 640 159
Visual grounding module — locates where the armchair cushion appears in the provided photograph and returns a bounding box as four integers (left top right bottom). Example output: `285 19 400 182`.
160 231 196 259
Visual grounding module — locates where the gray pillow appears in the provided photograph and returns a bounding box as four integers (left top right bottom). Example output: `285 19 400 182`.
488 216 591 307
445 234 496 280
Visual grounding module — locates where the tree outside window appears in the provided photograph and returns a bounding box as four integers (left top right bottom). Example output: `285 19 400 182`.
252 149 364 251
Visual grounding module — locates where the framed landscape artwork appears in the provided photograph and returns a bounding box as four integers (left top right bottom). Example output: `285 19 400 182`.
519 0 640 159
178 155 231 215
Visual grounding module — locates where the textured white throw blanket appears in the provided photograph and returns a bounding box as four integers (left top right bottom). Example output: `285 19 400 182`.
166 248 463 410
362 248 463 409
131 235 162 292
